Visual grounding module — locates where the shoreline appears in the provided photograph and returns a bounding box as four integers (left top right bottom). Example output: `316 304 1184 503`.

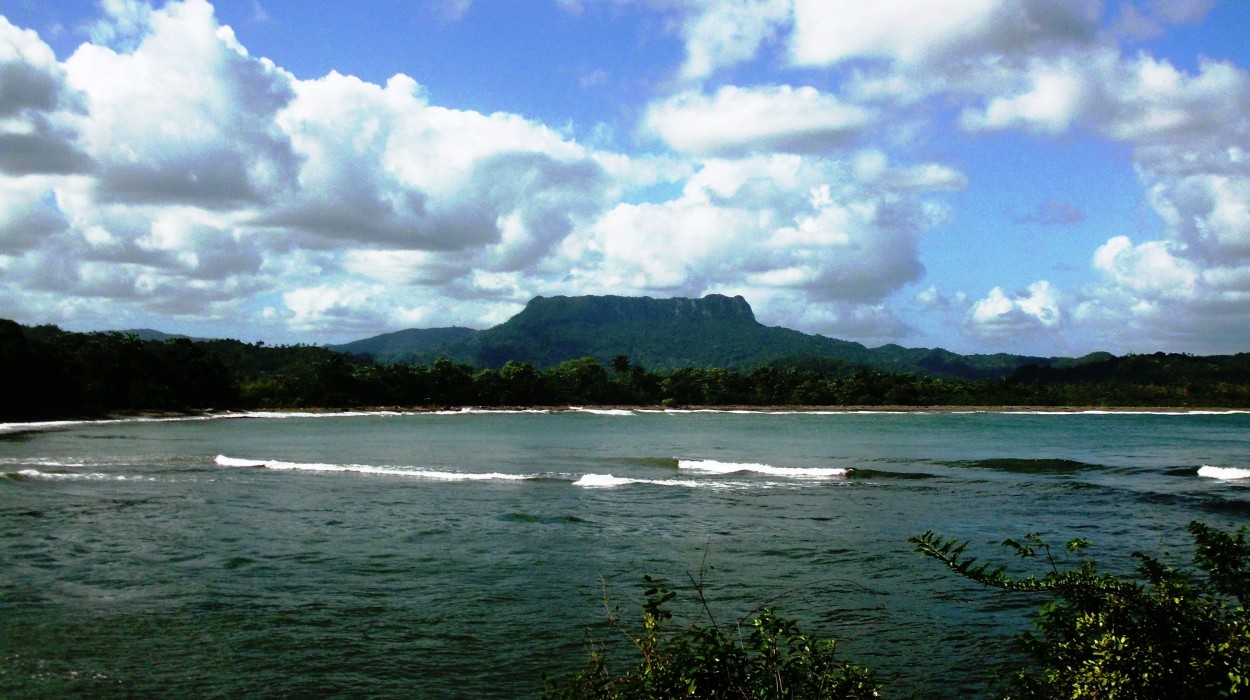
210 403 1250 414
3 404 1247 433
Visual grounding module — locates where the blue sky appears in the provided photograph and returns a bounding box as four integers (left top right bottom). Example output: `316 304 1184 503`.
2 0 1249 356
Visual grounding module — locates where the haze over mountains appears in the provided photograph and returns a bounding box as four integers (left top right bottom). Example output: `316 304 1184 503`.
329 294 1107 379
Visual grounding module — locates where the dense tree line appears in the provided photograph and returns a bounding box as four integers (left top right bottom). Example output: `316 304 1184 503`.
219 349 1250 411
4 319 1250 422
1 320 239 420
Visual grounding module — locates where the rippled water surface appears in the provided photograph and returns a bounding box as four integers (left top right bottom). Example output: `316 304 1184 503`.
2 410 1248 698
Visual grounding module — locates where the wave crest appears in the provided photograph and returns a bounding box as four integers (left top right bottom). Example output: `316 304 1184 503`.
213 455 532 481
572 473 726 489
6 469 150 482
1198 465 1250 481
678 459 848 478
573 474 635 488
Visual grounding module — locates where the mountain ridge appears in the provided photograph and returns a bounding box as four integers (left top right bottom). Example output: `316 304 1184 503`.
329 294 1098 379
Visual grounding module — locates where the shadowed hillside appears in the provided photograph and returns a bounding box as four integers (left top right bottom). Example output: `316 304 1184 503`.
330 327 479 364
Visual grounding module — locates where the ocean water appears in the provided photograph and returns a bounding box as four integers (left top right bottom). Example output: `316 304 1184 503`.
2 409 1248 698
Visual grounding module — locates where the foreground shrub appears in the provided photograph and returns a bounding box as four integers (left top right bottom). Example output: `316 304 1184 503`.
543 575 879 699
549 522 1248 698
911 521 1250 699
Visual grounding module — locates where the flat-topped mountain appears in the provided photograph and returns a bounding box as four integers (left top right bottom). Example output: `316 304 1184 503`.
460 293 876 370
331 294 1091 378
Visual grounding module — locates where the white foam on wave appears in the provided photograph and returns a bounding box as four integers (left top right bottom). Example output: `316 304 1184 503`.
222 410 406 420
634 408 730 415
213 455 531 481
633 408 1250 416
8 408 1242 437
431 407 480 415
572 473 723 489
1009 409 1250 416
0 419 99 434
214 455 268 468
678 459 848 478
0 415 219 434
573 473 635 487
634 408 921 416
428 407 545 415
1198 465 1250 480
12 469 151 482
206 408 551 419
428 407 552 415
1 457 93 469
0 409 428 435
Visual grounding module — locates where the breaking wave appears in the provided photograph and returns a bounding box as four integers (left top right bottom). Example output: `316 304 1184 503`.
572 408 635 416
214 455 534 481
1197 465 1250 481
572 473 725 489
1006 409 1250 416
677 459 848 478
222 410 406 419
0 415 220 434
1 457 101 469
429 407 552 415
4 469 152 482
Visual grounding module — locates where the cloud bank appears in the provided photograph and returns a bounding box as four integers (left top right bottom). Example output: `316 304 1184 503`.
0 0 1247 355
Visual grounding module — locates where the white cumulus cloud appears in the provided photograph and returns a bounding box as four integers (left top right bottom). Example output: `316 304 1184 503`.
678 0 791 81
3 0 1249 355
966 281 1062 341
644 85 875 157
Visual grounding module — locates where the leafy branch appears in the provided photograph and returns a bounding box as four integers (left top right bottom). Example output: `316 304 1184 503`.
912 522 1250 699
544 560 880 699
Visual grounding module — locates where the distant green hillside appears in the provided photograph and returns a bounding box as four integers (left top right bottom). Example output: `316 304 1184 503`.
331 294 1090 378
329 327 478 363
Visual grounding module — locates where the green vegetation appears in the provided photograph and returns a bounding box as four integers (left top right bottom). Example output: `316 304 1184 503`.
544 574 879 699
0 319 242 420
329 326 479 364
913 522 1250 699
4 318 1250 421
547 523 1250 698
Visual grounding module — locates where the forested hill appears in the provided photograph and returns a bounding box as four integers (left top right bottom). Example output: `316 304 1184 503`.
451 293 877 371
330 327 478 364
332 293 1079 379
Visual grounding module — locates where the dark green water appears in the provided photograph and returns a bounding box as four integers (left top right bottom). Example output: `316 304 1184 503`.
2 410 1248 698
